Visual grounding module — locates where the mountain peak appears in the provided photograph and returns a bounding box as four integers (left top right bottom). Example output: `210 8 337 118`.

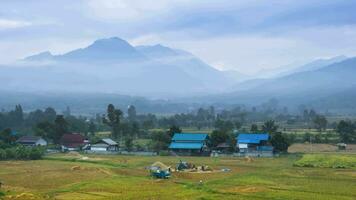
24 51 53 61
88 37 134 51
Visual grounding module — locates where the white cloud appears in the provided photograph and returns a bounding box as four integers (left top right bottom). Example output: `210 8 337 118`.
0 19 32 30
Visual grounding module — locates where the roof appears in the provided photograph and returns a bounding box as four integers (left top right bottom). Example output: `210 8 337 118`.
17 136 43 143
216 143 231 148
237 133 269 144
169 142 204 149
60 133 85 144
99 138 118 145
172 133 208 141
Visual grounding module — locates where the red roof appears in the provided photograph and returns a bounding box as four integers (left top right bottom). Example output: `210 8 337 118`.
60 133 85 148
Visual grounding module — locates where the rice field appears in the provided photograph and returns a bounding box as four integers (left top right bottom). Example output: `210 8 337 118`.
0 153 355 200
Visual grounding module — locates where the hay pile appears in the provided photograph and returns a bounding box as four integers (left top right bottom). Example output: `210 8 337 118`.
151 162 170 170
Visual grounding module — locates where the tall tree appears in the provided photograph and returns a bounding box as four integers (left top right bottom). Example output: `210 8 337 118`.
250 124 259 133
103 104 123 139
313 115 328 132
262 120 278 134
53 115 68 144
336 120 355 143
167 125 182 138
270 132 290 152
127 105 137 122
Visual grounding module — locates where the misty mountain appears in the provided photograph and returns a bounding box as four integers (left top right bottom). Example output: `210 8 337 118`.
208 57 356 111
26 37 147 63
0 37 251 97
274 55 348 77
136 44 240 90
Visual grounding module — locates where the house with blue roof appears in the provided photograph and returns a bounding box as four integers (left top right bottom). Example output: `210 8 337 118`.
236 133 273 155
169 133 209 156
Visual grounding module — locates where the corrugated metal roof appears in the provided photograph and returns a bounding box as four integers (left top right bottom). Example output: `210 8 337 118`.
169 142 204 149
237 133 269 144
172 133 208 141
101 138 118 145
17 136 42 143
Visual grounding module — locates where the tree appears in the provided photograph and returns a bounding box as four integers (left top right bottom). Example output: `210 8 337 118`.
0 128 16 145
210 130 229 147
34 121 54 140
88 121 96 136
125 137 134 151
150 131 170 153
167 125 182 138
313 115 327 132
127 105 137 122
234 121 242 130
250 124 259 133
103 104 123 139
44 107 57 122
262 120 278 134
270 132 290 152
53 115 68 144
336 120 355 143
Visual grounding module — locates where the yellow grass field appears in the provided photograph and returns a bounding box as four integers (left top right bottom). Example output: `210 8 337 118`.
0 153 355 200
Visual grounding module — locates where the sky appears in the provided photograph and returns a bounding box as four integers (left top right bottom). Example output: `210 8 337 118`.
1 0 356 74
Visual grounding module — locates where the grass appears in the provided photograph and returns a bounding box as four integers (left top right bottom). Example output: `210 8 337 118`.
294 154 356 169
0 153 355 199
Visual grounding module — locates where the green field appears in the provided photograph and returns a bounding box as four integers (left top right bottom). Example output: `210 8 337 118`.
0 153 355 200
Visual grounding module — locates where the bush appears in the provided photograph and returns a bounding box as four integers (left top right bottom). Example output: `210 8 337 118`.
0 146 45 161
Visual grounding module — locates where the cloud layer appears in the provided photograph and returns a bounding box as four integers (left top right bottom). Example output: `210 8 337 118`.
1 0 356 73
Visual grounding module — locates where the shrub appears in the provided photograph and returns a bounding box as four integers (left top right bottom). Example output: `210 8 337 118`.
0 146 45 161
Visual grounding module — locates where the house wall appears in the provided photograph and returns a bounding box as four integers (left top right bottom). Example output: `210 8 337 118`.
35 139 47 146
91 147 107 151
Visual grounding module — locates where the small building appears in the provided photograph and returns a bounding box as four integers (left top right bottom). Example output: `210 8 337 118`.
169 133 209 156
236 133 273 157
60 133 85 151
16 136 47 146
90 138 119 152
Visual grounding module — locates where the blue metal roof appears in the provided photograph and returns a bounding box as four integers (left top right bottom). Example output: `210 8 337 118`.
237 133 269 144
169 142 204 149
172 133 208 141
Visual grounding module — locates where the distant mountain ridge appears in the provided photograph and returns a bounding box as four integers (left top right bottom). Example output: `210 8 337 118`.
2 37 244 97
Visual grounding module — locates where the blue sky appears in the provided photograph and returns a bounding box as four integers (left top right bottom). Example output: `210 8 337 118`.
1 0 356 74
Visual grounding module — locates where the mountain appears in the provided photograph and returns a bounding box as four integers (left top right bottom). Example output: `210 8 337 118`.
206 57 356 109
3 37 248 97
25 37 146 63
274 55 348 77
221 70 251 83
136 44 243 90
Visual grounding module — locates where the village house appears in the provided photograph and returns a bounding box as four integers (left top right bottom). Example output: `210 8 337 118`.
236 133 273 157
60 133 86 151
169 133 209 156
16 136 47 146
90 138 119 152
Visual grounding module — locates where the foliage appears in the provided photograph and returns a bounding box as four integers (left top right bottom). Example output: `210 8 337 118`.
103 104 123 139
262 120 278 134
53 115 69 144
336 120 356 143
149 131 170 152
125 137 134 152
270 132 291 152
313 115 328 132
0 146 45 160
294 154 356 169
250 124 259 133
167 125 181 138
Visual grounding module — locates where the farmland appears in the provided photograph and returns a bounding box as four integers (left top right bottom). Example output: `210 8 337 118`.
0 153 355 200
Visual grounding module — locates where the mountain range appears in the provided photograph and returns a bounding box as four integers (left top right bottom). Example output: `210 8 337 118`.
0 37 246 97
0 36 355 113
